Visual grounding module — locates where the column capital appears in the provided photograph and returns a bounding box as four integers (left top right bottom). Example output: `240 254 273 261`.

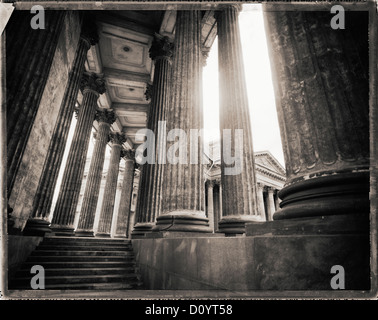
121 149 135 161
207 180 216 188
80 72 106 96
109 132 126 146
95 108 116 125
149 33 174 62
257 182 265 190
265 186 275 194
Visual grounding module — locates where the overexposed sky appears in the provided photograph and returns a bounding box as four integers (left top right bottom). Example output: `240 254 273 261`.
203 4 285 166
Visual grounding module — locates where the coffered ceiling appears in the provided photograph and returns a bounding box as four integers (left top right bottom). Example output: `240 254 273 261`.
84 10 217 150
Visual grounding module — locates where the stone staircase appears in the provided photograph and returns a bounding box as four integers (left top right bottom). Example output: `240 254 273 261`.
9 236 143 290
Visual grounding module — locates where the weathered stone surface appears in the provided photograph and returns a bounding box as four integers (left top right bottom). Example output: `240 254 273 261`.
132 232 369 291
253 234 370 290
216 5 260 234
6 11 66 200
8 12 81 231
263 11 369 220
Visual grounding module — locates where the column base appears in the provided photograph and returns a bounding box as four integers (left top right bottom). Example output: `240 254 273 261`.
274 170 369 220
75 230 95 237
218 215 264 235
23 218 52 237
50 225 75 236
131 222 155 237
153 211 212 233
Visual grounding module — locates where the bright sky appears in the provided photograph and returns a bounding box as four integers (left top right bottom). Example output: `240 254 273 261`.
203 4 285 166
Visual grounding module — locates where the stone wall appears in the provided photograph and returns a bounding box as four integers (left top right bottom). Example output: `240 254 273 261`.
132 231 370 291
8 11 81 230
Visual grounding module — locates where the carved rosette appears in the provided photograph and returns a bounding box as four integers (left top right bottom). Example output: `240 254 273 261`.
149 34 174 62
80 72 106 96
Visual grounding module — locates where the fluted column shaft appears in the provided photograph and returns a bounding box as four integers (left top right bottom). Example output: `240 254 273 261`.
76 110 116 236
264 11 369 220
51 73 106 234
266 188 276 221
207 181 215 233
133 35 173 235
115 151 135 238
256 183 266 221
154 10 211 233
216 5 261 234
6 11 66 198
24 18 98 236
96 133 126 237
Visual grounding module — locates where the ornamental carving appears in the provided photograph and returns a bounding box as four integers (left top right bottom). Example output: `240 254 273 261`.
95 109 116 125
109 132 126 146
144 83 153 101
149 34 174 61
80 72 106 95
121 149 135 161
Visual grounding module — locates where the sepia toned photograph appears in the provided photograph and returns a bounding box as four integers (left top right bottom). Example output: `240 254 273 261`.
0 0 377 304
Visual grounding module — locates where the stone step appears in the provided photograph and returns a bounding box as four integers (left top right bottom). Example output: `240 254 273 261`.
43 237 131 244
26 255 135 262
40 239 131 247
30 250 134 257
15 267 136 277
20 261 136 269
36 245 132 251
10 274 140 287
10 281 142 290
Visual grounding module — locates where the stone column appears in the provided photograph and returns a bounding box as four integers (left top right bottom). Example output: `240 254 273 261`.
114 150 136 238
266 187 276 221
133 34 173 235
207 181 215 233
263 11 369 221
75 109 116 237
216 5 262 234
96 133 126 237
6 11 66 199
51 73 106 235
23 17 98 236
153 11 211 233
256 183 266 221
